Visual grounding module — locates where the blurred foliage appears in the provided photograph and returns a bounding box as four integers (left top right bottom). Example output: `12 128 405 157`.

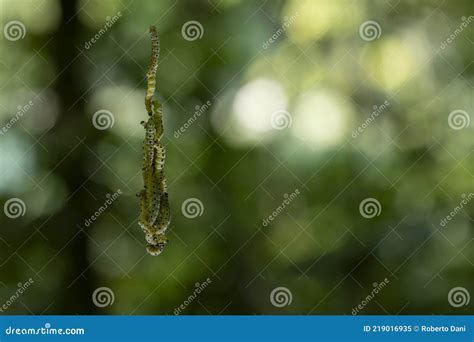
0 0 473 314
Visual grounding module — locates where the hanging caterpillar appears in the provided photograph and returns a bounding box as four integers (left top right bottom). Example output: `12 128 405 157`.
138 26 170 256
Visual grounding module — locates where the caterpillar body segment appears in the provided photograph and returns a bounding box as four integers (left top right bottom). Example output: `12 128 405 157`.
156 192 171 234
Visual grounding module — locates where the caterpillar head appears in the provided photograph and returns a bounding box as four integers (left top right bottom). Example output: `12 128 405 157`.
146 234 168 256
145 231 159 244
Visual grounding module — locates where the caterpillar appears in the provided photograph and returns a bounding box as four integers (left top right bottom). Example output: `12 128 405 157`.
145 26 160 115
138 26 170 256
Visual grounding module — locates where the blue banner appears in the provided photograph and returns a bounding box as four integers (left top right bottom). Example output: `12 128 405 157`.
0 316 472 341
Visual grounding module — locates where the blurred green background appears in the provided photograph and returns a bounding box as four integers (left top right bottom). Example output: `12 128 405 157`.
0 0 473 315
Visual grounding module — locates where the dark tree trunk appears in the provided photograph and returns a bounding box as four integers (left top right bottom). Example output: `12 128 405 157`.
41 0 99 314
